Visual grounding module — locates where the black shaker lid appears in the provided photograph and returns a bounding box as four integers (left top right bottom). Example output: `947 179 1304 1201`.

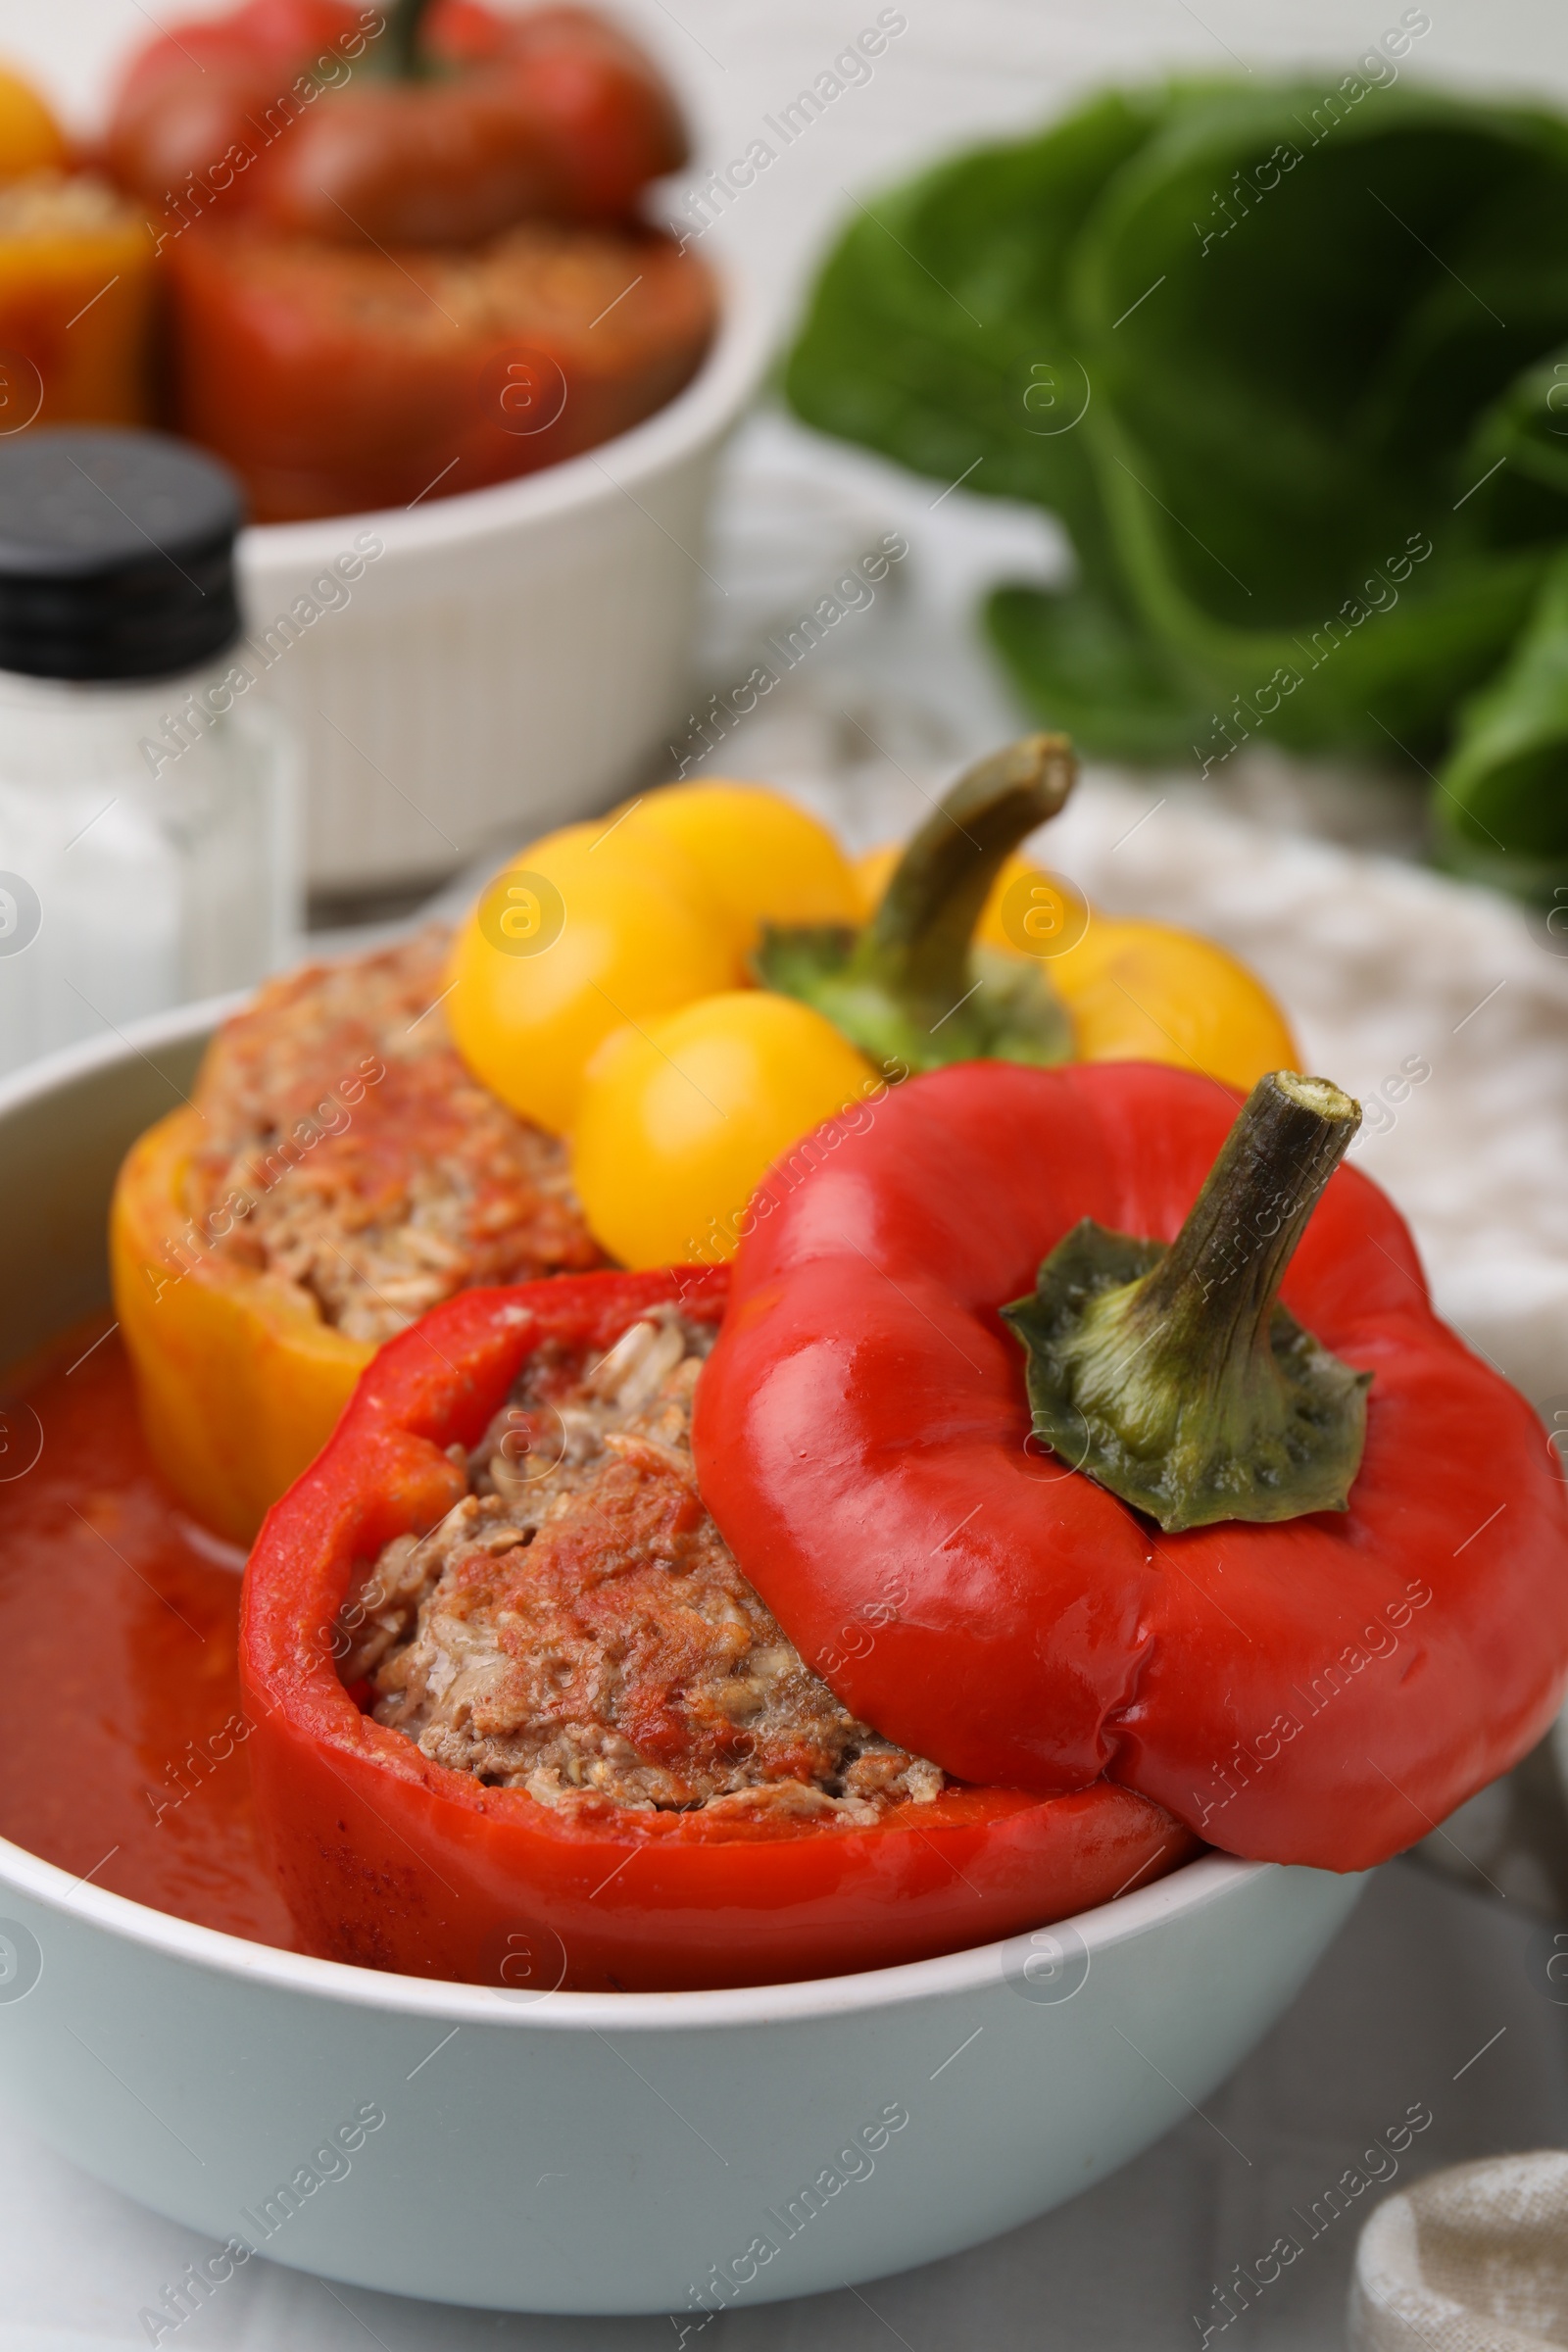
0 427 243 681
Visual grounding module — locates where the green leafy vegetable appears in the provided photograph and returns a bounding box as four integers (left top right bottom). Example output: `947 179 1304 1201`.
784 75 1568 898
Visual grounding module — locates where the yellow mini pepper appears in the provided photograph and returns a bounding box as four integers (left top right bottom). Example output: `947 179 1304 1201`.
449 786 860 1133
447 734 1300 1272
573 993 877 1270
448 784 872 1269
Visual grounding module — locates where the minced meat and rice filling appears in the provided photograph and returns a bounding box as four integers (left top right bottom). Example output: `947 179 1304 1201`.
188 928 600 1344
338 1307 945 1823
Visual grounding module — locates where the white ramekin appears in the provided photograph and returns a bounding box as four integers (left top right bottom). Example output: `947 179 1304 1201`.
234 274 768 898
0 1007 1368 2315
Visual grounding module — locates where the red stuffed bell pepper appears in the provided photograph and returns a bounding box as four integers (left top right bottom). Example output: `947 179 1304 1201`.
692 1063 1568 1872
241 1267 1192 1991
110 0 712 520
106 0 687 248
165 219 715 520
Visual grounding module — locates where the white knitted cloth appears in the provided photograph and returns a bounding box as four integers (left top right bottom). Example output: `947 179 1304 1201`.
1350 2154 1568 2351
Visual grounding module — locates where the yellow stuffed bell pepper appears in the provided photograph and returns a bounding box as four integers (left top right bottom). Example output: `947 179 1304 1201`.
0 170 156 430
0 60 155 427
111 1108 374 1547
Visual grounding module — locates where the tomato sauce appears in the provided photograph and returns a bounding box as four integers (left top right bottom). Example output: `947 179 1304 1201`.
0 1327 293 1948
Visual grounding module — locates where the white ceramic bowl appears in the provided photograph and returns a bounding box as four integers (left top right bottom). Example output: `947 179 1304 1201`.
0 1008 1368 2316
235 275 768 899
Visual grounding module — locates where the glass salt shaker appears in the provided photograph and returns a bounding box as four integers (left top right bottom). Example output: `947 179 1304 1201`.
0 427 300 1079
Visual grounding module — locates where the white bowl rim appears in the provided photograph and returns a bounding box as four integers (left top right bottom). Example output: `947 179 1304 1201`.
234 260 769 570
0 1827 1275 2035
0 987 248 1124
0 1002 1289 2034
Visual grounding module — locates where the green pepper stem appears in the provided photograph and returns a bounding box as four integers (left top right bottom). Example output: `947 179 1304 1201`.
1002 1072 1371 1532
753 732 1077 1073
1134 1072 1361 1365
855 733 1077 1013
381 0 437 77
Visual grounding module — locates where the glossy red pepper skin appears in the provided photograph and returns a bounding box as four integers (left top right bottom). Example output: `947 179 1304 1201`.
691 1061 1568 1874
106 2 687 248
105 3 396 222
165 220 715 521
241 1269 1193 1991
